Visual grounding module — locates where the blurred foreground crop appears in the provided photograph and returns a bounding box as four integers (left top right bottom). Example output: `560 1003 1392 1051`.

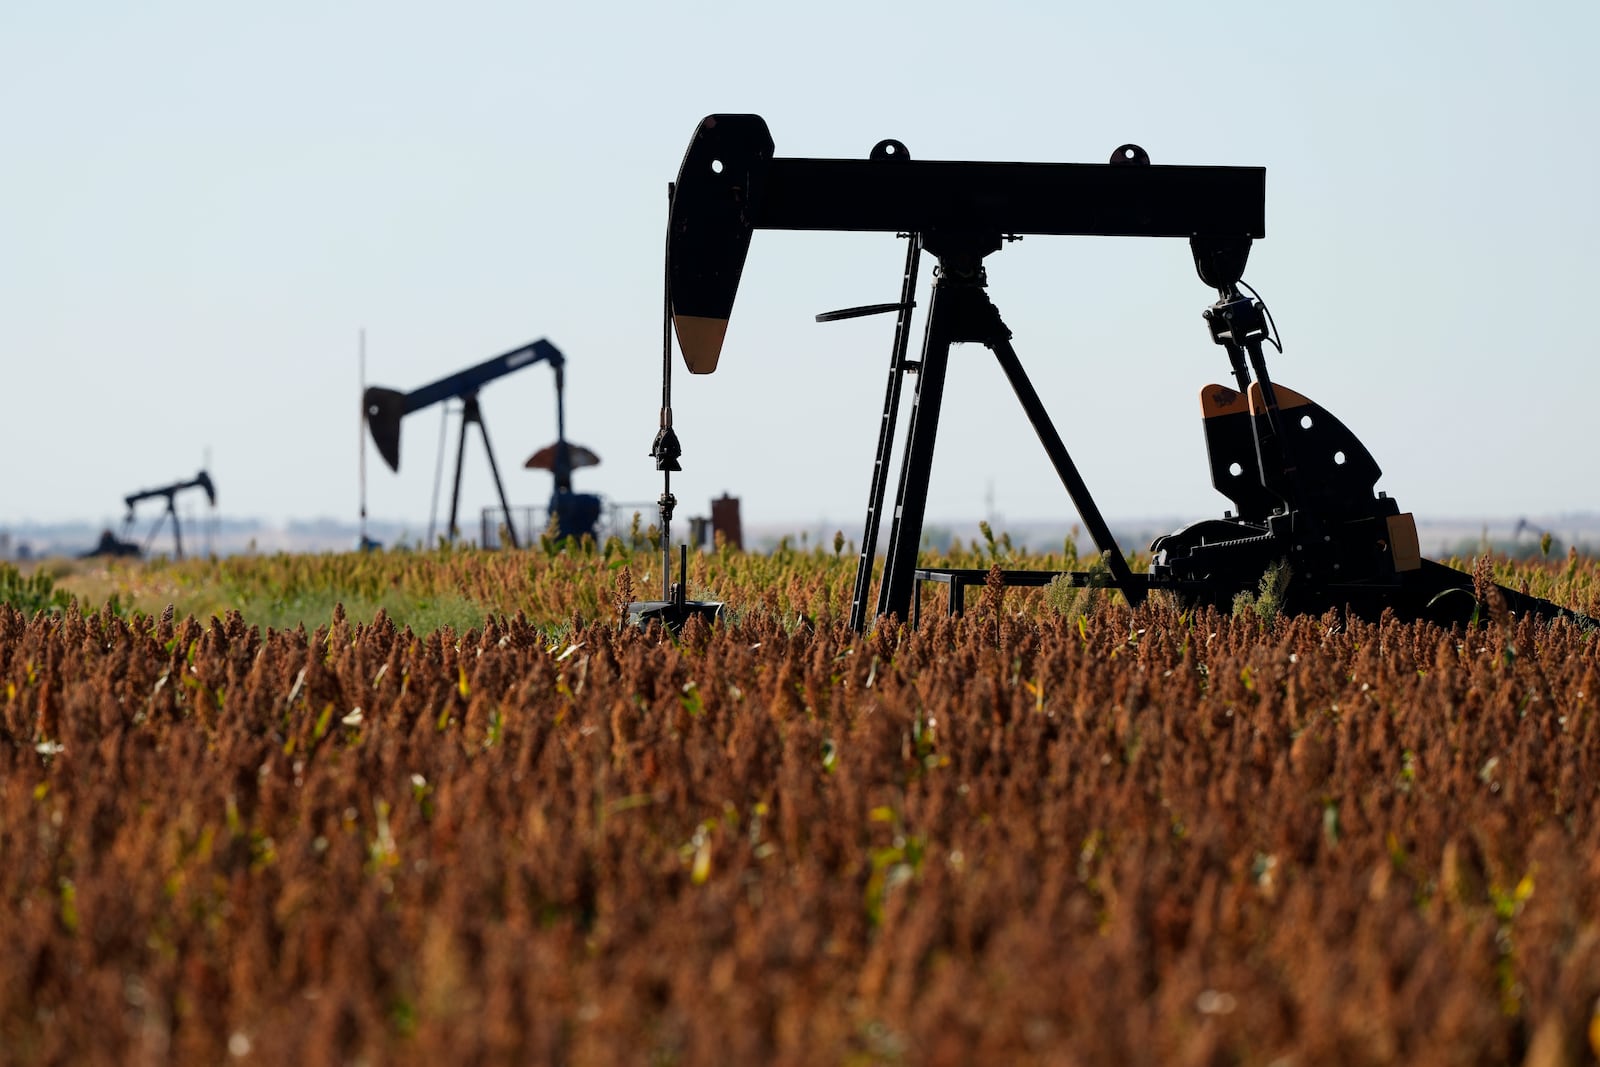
2 546 1600 1064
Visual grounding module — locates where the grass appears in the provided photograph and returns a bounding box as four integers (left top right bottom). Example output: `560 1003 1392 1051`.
17 538 1600 634
6 582 1600 1064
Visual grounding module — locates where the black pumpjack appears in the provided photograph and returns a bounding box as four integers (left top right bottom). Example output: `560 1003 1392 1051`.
656 114 1596 630
363 339 603 546
88 470 217 560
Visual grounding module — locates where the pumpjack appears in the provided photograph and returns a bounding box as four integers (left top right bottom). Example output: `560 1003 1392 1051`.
656 114 1594 631
90 470 217 560
363 339 602 545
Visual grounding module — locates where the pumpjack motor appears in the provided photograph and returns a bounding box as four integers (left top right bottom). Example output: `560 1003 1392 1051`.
657 113 1594 630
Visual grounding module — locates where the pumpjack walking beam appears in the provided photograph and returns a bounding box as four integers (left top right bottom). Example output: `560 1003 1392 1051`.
667 115 1265 629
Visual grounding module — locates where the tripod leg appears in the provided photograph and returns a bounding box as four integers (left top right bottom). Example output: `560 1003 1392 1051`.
876 281 955 623
143 511 166 558
447 400 473 544
476 410 521 550
987 330 1145 606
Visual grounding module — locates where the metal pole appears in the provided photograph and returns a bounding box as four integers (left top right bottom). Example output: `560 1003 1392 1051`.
359 327 369 547
553 362 571 492
661 471 673 601
659 181 678 601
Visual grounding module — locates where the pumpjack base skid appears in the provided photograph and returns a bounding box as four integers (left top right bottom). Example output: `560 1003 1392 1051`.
627 541 724 633
628 599 724 632
911 562 1598 630
905 371 1597 631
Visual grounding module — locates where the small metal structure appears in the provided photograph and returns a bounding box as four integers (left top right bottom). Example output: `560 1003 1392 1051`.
662 114 1594 629
109 470 216 560
364 339 602 545
79 530 141 560
687 494 743 552
627 186 727 630
478 498 660 550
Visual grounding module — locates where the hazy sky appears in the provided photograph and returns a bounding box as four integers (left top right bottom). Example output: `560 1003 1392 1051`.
4 1 1596 539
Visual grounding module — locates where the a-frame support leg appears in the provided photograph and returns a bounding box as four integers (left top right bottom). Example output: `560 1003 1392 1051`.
446 398 473 544
169 499 185 561
475 405 521 550
447 394 521 549
875 276 959 623
987 328 1143 605
871 234 1144 624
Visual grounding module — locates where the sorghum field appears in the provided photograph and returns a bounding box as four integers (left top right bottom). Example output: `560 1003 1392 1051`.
4 540 1600 1065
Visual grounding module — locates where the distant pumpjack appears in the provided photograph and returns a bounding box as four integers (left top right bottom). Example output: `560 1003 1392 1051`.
363 339 603 545
107 470 217 560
